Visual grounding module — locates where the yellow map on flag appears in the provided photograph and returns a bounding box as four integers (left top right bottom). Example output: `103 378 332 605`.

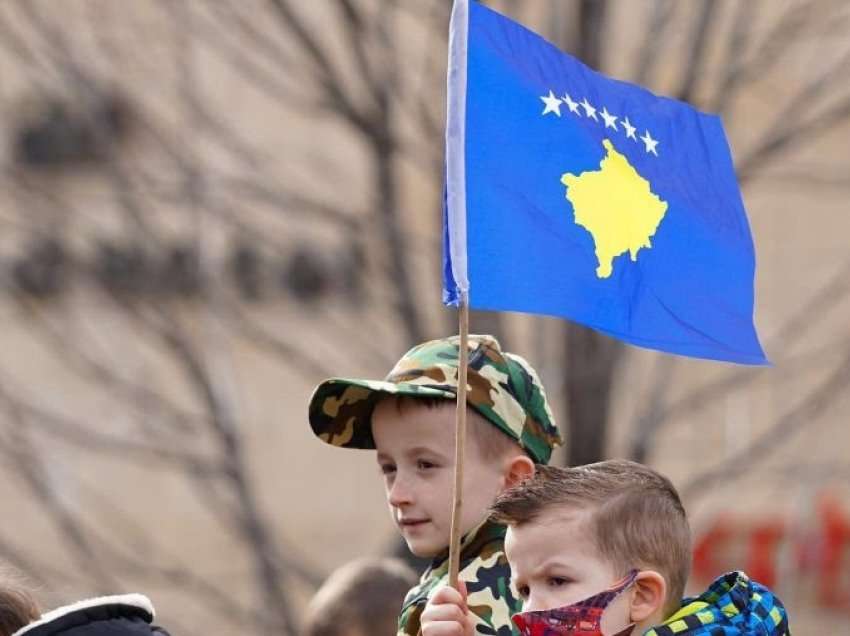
561 139 668 279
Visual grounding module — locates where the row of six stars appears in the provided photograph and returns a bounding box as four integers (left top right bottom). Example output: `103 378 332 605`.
540 90 659 156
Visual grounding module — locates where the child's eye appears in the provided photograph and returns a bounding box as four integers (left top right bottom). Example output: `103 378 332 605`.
417 459 436 470
516 585 529 600
548 577 570 588
380 464 396 475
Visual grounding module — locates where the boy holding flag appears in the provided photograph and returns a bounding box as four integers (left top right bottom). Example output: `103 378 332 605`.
308 334 562 635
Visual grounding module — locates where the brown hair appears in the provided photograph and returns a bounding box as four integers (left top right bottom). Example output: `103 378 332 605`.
491 460 691 616
0 569 39 636
379 396 524 463
301 558 417 636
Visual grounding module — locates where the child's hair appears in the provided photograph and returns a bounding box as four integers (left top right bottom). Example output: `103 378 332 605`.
301 557 417 636
379 396 524 462
491 460 690 616
0 567 39 636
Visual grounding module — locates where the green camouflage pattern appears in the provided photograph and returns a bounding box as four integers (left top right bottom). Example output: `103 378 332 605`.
308 334 562 464
397 520 521 636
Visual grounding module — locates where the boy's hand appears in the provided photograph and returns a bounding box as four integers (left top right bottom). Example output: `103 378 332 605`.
421 581 475 636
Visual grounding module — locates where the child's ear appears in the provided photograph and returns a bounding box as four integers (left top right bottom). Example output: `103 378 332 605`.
503 455 535 489
629 570 667 625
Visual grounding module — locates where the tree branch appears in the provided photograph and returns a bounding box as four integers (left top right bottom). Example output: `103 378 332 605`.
0 400 122 594
709 0 761 115
680 347 850 500
140 306 300 636
633 260 850 460
632 0 675 87
675 0 718 104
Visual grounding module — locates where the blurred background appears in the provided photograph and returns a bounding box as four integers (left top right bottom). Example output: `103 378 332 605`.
0 0 848 634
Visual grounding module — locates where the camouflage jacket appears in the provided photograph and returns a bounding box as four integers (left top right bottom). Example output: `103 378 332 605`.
398 520 521 636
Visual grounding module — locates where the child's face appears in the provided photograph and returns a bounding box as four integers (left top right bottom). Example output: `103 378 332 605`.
505 505 632 628
372 399 507 557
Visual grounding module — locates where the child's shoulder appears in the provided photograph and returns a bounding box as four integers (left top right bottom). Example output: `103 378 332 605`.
399 521 520 635
646 571 790 636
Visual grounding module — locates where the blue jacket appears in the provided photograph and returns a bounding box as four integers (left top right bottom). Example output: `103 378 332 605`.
645 571 790 635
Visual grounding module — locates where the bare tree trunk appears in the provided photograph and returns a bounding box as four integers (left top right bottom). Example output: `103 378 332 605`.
562 322 622 466
675 0 718 103
576 0 608 70
469 310 507 345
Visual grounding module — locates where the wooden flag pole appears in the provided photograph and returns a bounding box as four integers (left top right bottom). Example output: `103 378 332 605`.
448 293 470 589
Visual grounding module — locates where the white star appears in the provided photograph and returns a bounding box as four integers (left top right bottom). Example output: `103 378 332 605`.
641 130 659 156
562 93 581 115
540 90 562 116
600 107 618 130
622 117 637 140
580 98 598 121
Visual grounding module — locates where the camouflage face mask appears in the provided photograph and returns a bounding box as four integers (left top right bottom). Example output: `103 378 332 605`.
512 570 638 636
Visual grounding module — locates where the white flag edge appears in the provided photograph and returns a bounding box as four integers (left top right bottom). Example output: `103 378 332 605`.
446 0 469 297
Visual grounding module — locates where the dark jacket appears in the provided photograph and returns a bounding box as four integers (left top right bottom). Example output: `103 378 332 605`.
644 571 790 635
12 595 170 636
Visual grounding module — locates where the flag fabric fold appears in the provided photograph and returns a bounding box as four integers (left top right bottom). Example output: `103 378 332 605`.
443 0 768 365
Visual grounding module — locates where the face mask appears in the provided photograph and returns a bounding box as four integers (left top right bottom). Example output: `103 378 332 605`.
512 570 638 636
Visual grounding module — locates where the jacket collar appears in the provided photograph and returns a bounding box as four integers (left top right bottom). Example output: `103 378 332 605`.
426 518 507 579
644 571 789 636
12 594 154 636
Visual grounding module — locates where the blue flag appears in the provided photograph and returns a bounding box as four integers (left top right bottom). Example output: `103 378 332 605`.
443 0 768 365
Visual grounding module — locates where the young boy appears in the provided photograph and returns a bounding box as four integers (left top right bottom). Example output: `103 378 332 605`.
301 557 417 636
422 460 790 636
308 334 563 636
0 569 39 636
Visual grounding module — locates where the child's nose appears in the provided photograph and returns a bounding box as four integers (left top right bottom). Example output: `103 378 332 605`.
388 473 413 507
522 592 545 613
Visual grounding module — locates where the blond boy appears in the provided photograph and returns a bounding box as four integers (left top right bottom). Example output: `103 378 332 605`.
301 557 417 636
309 335 562 635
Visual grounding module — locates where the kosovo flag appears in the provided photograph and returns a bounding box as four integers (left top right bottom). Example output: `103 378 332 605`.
442 0 768 365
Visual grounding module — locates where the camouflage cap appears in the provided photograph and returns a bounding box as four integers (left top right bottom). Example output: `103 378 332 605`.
308 334 562 464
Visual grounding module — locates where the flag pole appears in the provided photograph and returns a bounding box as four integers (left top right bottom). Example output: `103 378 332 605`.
448 291 469 589
446 0 470 590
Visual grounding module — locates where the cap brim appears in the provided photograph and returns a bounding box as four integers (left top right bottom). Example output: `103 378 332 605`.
308 377 456 449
